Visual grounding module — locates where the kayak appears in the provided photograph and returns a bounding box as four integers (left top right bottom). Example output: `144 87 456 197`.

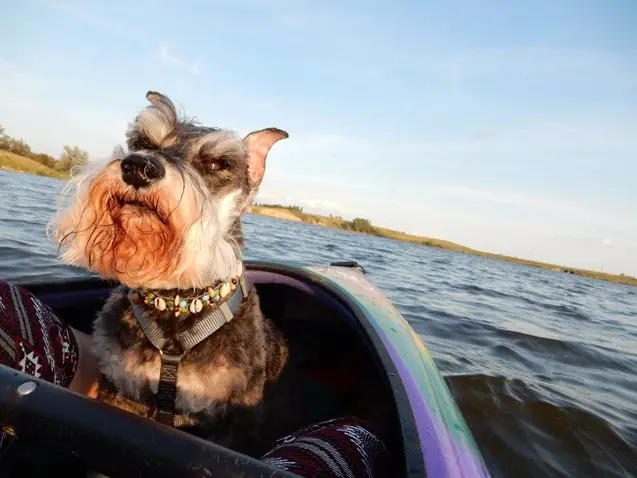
0 260 490 478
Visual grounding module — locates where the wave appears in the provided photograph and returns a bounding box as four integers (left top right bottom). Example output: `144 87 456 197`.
446 374 637 478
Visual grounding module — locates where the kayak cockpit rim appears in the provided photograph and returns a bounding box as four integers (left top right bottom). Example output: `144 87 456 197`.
245 261 426 478
14 260 426 478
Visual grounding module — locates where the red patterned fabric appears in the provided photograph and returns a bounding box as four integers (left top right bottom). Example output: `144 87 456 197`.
0 281 79 454
0 281 78 387
261 417 390 477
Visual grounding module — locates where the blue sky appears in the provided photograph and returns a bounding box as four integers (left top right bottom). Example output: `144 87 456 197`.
2 0 636 275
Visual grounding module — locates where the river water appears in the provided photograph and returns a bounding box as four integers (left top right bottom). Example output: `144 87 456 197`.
0 170 635 477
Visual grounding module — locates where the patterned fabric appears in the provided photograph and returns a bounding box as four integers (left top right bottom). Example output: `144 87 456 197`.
0 281 80 457
262 417 390 477
0 281 78 387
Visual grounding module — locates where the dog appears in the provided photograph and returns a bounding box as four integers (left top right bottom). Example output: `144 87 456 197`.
51 91 290 455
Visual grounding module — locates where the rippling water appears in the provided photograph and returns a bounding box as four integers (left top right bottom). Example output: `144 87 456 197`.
0 170 635 477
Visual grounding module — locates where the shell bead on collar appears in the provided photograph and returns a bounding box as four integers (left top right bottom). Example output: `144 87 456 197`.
135 266 244 317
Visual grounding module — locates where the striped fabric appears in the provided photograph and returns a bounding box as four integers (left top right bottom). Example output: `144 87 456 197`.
0 281 78 388
0 281 80 460
262 418 390 478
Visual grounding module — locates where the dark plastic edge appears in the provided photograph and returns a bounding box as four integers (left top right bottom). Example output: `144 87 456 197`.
329 260 367 274
0 365 296 478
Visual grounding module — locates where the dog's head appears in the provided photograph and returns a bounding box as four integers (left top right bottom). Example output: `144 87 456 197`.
51 91 287 290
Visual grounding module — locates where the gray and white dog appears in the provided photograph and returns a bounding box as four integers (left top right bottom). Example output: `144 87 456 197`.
51 91 289 454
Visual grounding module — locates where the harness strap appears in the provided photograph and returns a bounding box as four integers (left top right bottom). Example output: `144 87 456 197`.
128 274 251 426
157 351 182 425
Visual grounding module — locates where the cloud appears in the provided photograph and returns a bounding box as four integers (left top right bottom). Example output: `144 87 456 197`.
298 198 342 212
234 0 365 30
427 184 635 234
474 131 497 139
278 11 363 30
0 60 49 88
446 46 637 92
401 121 637 155
33 0 129 34
275 116 637 169
157 44 202 76
255 188 343 214
430 185 570 210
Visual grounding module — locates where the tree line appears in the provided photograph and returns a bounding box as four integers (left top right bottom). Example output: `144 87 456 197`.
0 125 89 173
341 217 376 234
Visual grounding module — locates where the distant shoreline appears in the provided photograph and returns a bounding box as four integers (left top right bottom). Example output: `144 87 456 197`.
0 151 68 180
248 205 637 287
4 166 633 287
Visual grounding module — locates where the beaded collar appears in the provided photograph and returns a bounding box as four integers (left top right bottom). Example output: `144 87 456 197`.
135 265 245 317
128 273 251 427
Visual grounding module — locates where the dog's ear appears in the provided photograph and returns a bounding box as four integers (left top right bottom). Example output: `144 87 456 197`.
144 90 177 125
129 91 178 149
243 128 288 188
146 91 175 111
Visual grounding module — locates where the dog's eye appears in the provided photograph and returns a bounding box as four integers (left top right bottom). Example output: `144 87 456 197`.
206 158 229 171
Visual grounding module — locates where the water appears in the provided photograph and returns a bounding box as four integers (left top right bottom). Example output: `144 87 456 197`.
1 170 635 477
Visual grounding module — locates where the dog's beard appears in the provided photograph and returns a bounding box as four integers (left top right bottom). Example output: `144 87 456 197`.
50 160 242 289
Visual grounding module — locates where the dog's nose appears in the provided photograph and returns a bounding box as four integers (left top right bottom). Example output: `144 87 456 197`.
120 154 165 188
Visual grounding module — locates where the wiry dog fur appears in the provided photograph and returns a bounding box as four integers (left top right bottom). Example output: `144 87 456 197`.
50 91 289 455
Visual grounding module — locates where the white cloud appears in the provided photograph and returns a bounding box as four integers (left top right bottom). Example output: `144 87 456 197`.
255 189 342 214
429 184 586 216
33 0 129 34
271 119 637 168
0 60 49 88
298 198 342 212
446 46 637 93
157 44 202 76
234 0 365 30
399 121 637 155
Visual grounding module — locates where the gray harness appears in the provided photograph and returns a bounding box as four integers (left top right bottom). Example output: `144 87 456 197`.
128 275 251 426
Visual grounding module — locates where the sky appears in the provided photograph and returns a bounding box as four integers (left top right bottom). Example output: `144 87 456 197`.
1 0 636 275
